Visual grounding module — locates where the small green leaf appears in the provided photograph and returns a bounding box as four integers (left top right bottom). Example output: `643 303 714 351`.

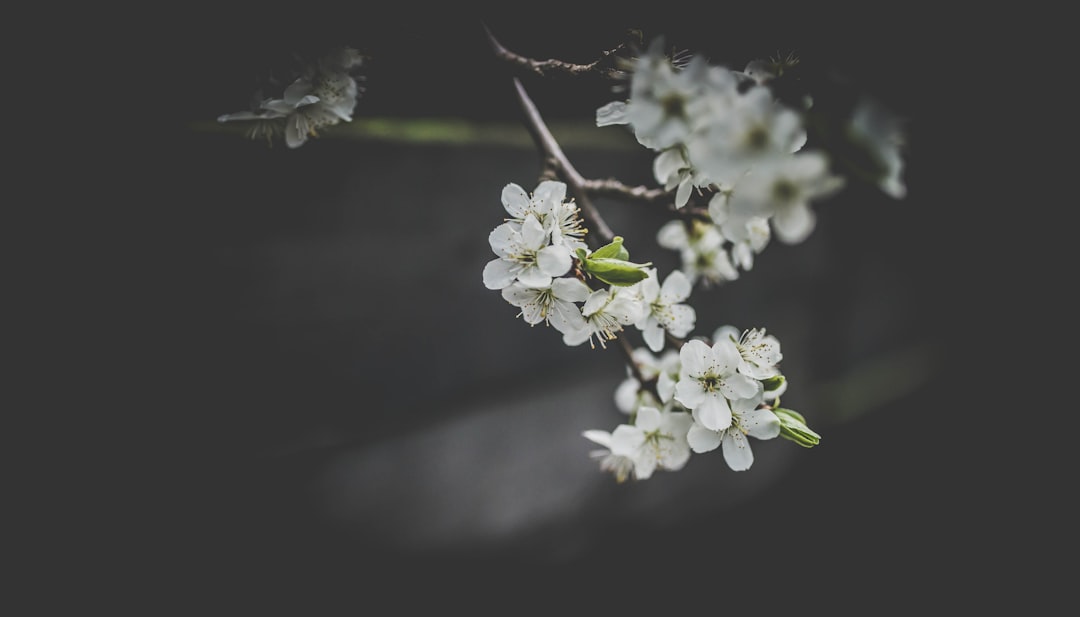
582 257 652 286
575 247 589 262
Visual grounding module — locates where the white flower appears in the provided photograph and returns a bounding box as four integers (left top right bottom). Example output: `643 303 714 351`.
713 325 783 379
501 181 588 251
563 287 645 349
501 277 590 334
483 215 572 290
686 85 807 187
632 268 696 353
674 338 762 431
582 429 636 483
615 348 682 413
726 152 845 244
657 220 739 287
686 395 780 471
585 407 693 481
850 95 906 199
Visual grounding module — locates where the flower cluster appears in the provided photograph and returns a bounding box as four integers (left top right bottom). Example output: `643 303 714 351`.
584 325 811 480
483 181 696 351
482 181 819 481
218 46 367 148
596 38 904 287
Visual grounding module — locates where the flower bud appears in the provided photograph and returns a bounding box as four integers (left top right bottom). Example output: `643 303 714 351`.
773 407 820 448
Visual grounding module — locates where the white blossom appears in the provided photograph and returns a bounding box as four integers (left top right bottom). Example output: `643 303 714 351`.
483 215 572 290
585 406 692 481
501 277 590 334
563 287 645 349
674 338 762 431
632 268 696 352
686 394 780 471
713 325 783 379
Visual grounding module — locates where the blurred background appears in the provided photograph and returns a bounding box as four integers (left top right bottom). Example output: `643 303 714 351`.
106 6 997 612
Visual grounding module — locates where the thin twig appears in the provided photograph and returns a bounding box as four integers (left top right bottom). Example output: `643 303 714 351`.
582 178 669 203
484 23 630 80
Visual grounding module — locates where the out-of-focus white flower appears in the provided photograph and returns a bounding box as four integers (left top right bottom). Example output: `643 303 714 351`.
582 429 636 483
726 151 845 244
849 95 907 199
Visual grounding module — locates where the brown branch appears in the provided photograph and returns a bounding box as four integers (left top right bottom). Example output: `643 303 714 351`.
581 178 669 203
509 76 615 244
484 23 630 81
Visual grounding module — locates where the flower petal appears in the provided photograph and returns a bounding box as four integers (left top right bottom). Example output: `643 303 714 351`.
687 423 721 453
483 258 518 290
742 408 781 440
501 183 531 218
537 245 572 277
694 394 731 431
722 430 754 471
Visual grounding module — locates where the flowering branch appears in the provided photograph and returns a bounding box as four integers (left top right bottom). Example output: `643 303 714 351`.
510 77 615 244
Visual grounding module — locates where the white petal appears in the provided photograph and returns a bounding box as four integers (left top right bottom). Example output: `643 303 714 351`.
551 277 590 302
679 339 711 376
582 430 612 448
722 430 754 471
675 175 694 209
674 380 705 409
483 258 518 290
663 304 696 338
687 423 722 453
515 265 552 289
614 378 641 414
547 299 587 334
720 373 763 401
596 101 629 127
610 425 645 455
660 270 692 303
537 245 572 277
710 339 741 374
642 320 664 353
501 183 531 218
694 394 732 431
284 114 308 149
534 180 566 206
562 325 592 347
713 325 740 345
520 215 547 249
657 371 676 403
635 407 661 431
653 148 685 184
633 455 658 480
487 223 516 256
656 220 689 249
772 202 816 244
499 282 533 307
742 408 781 440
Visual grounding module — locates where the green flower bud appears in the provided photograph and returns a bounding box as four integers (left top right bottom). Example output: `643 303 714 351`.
582 257 651 286
773 407 821 448
590 236 626 259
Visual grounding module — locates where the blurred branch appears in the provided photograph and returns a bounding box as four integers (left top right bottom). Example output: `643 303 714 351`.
484 22 633 81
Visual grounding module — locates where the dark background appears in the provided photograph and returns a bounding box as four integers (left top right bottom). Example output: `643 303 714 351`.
57 6 1022 613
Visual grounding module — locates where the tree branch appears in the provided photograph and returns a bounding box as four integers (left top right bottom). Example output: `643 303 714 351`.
484 23 632 81
509 76 615 244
